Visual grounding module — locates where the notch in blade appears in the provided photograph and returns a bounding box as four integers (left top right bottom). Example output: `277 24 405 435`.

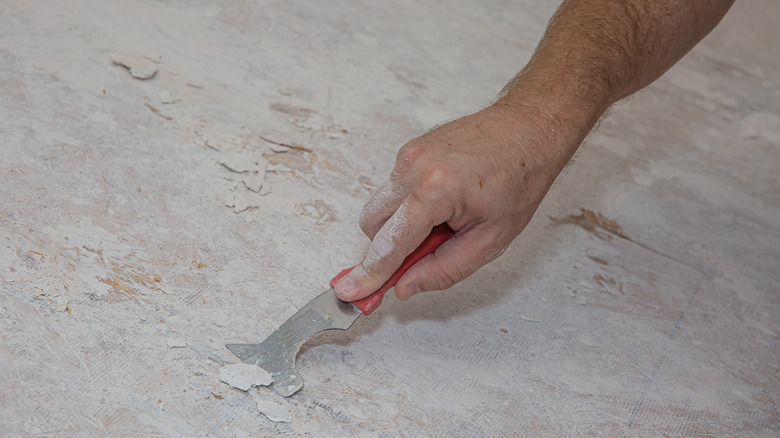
226 224 455 397
225 289 361 397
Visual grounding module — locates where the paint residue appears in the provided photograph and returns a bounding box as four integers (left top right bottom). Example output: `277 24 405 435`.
220 152 271 212
158 91 175 104
219 363 273 391
111 53 158 80
220 152 267 174
166 338 186 348
549 208 630 241
254 392 293 423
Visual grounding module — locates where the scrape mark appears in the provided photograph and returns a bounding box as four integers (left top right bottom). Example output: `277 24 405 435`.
549 208 630 241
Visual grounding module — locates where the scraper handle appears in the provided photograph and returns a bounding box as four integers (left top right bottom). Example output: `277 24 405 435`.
330 223 455 315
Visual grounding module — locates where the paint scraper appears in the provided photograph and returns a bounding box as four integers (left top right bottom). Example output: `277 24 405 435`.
225 224 454 397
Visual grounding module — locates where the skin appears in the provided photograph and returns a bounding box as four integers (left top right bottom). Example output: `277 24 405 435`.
334 0 735 303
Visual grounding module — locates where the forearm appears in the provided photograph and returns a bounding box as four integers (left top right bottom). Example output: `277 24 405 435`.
497 0 734 159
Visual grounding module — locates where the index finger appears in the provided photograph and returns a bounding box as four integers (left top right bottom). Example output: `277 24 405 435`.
333 197 450 302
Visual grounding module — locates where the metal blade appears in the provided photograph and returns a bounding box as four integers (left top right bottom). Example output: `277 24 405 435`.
225 288 361 397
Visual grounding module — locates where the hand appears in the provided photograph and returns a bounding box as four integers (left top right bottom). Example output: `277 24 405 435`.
334 102 578 302
332 0 735 304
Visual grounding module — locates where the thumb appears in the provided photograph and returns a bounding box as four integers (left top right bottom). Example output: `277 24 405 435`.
394 226 508 300
333 202 444 301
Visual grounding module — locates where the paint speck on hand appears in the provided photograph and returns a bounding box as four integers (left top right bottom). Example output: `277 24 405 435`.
219 363 273 391
167 338 187 348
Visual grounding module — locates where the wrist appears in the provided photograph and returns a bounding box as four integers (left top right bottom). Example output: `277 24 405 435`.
490 73 604 170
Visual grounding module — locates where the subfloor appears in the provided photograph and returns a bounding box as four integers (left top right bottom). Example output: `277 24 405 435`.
1 1 778 436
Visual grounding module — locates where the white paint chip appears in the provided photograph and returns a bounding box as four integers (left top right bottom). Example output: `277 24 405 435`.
144 52 163 63
268 143 289 153
254 392 293 423
242 171 265 193
54 296 69 312
519 315 542 323
220 152 265 173
223 187 260 213
166 338 187 348
111 53 158 80
219 363 273 391
193 130 219 150
241 157 268 192
158 91 175 104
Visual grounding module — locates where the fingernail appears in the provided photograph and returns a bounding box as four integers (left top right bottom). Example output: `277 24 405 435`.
334 275 356 300
400 283 420 301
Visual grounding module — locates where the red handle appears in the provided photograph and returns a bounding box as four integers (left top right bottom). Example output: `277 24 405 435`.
330 224 455 315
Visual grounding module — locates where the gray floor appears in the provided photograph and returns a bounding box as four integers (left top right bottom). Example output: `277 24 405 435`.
1 0 778 436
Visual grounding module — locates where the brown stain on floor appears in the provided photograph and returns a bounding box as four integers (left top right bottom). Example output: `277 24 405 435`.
550 208 631 241
265 149 316 174
99 263 164 300
82 246 164 300
269 102 313 122
587 255 609 265
299 199 338 224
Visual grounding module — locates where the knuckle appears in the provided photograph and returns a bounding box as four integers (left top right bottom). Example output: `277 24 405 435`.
410 164 454 209
416 165 449 192
395 141 427 173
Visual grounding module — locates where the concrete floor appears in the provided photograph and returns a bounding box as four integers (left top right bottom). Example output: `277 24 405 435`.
1 0 778 436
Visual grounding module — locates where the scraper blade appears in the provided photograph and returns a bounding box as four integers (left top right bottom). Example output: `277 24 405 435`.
225 224 455 397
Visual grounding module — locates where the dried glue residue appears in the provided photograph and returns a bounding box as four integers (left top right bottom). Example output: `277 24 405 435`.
219 363 273 391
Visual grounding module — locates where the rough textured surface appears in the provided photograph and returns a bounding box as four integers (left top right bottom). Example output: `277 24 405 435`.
1 0 778 436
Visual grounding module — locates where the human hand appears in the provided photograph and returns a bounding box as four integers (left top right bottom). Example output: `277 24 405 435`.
332 0 734 305
334 101 580 303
